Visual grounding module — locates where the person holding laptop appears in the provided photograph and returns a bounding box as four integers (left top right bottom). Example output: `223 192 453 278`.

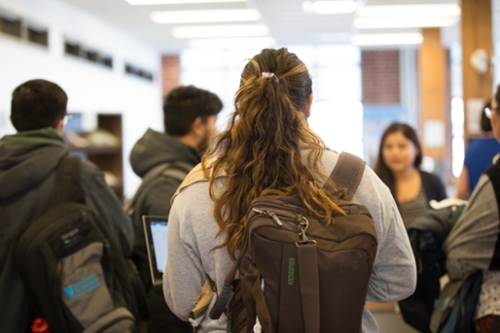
128 85 222 333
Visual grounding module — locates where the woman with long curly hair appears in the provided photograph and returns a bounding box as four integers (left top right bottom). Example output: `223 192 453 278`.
163 48 415 333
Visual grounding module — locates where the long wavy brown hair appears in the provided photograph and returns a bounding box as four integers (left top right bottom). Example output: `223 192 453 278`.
202 48 346 260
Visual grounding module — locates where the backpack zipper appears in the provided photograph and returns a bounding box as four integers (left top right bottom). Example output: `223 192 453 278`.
251 206 314 245
251 208 283 226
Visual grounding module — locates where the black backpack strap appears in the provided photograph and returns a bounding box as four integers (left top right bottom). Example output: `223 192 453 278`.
20 155 84 327
209 262 238 319
41 155 84 213
329 152 366 200
125 161 193 214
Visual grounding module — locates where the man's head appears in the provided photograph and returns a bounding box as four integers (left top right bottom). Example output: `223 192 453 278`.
11 79 68 133
163 85 222 152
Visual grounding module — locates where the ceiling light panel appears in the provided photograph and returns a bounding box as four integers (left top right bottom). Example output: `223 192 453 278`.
354 17 459 29
302 1 357 14
172 24 269 38
351 33 423 46
126 0 246 4
151 9 260 24
189 37 275 49
357 4 461 18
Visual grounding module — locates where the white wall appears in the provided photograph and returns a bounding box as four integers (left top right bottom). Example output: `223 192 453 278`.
180 45 364 157
0 0 164 198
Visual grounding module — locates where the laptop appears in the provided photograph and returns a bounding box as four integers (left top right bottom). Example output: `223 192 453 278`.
142 215 169 286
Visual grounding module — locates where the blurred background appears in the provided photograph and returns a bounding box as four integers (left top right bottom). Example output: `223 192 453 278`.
1 0 497 331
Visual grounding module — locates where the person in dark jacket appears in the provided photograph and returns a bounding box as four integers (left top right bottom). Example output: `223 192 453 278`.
128 85 222 333
374 123 447 228
443 84 500 333
0 79 134 332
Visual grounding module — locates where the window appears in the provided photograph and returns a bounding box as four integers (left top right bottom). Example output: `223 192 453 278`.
27 26 48 46
0 11 49 48
64 39 113 70
0 15 21 38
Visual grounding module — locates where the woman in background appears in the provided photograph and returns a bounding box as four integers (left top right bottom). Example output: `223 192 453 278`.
456 100 500 199
374 123 447 228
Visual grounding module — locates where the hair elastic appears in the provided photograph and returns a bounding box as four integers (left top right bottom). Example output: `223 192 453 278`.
261 72 279 82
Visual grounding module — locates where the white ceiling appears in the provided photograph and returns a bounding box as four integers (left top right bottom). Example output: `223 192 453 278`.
58 0 460 52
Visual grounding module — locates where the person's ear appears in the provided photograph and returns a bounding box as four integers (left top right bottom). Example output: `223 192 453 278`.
191 117 204 136
54 119 64 135
304 94 313 119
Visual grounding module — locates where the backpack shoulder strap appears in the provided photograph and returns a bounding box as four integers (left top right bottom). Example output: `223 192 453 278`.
45 155 85 209
125 162 192 214
171 161 227 205
161 161 193 183
330 152 366 200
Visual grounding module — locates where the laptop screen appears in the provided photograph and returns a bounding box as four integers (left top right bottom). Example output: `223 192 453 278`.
150 221 168 273
142 215 169 286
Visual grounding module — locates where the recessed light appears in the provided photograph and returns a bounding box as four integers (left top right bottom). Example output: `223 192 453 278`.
357 4 461 18
151 9 260 24
172 24 269 38
302 1 357 14
351 33 424 46
354 17 458 29
126 0 246 5
189 37 276 49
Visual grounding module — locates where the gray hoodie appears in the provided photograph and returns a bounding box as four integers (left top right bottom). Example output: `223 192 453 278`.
164 149 417 333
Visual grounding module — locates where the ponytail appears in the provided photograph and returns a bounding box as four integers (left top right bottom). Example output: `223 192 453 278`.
202 48 346 260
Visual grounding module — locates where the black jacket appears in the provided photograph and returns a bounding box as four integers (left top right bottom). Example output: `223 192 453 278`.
129 129 199 333
0 128 134 332
398 204 464 332
420 170 447 203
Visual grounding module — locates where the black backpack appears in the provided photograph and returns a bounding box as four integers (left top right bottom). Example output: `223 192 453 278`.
398 202 480 333
15 155 147 333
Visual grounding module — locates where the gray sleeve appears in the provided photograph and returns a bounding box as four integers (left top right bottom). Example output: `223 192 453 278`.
444 175 500 279
355 166 417 303
80 160 134 257
163 201 206 321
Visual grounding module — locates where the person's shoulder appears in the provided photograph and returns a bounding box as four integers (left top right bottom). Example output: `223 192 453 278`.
79 158 103 179
419 170 446 200
485 157 500 179
419 170 441 183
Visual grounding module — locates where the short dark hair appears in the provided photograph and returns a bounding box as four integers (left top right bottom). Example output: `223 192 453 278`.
11 79 68 132
163 85 223 136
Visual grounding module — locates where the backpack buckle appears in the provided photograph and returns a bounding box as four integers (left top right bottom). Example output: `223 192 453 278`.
296 216 316 246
